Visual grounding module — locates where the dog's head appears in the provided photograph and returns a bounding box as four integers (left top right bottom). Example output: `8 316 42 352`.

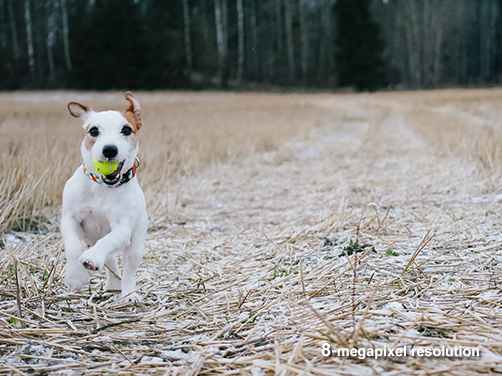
68 92 142 185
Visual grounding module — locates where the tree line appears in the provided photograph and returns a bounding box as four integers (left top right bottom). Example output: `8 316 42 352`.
0 0 501 91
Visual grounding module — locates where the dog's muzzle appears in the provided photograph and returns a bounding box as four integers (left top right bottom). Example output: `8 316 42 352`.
101 161 125 185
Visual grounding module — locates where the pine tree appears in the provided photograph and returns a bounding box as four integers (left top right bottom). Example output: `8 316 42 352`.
333 0 387 91
68 0 148 89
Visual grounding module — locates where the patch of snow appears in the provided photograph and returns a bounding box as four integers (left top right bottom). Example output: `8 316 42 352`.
3 234 21 247
471 193 502 203
384 301 404 310
120 331 149 338
479 290 500 300
139 356 165 364
160 349 189 361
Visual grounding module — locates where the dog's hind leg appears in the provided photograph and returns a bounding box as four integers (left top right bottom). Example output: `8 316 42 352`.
105 253 121 292
120 240 144 303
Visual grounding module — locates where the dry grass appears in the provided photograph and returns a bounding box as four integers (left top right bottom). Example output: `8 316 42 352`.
2 89 502 375
0 91 327 233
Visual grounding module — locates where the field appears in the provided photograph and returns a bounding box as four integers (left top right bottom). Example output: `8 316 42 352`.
2 89 502 375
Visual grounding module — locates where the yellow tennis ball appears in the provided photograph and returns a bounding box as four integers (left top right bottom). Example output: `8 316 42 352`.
92 159 119 176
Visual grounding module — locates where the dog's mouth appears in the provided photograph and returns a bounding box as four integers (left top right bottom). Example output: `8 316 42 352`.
101 161 125 185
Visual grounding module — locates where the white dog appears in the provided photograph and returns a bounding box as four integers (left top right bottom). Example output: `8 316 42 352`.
61 92 148 302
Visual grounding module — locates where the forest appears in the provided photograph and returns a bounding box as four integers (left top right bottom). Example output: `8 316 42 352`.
1 0 501 91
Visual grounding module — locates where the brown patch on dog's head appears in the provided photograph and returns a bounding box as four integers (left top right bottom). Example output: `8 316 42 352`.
84 131 97 151
129 132 139 149
123 111 139 134
68 102 92 120
124 91 142 132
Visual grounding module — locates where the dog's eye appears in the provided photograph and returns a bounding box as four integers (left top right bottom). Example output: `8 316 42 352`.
88 127 99 137
121 126 132 136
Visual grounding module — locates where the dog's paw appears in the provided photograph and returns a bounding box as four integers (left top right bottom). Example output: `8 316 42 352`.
79 254 104 271
82 260 99 271
65 265 89 291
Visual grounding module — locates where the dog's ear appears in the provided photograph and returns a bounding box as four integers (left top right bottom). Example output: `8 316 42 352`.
68 102 92 121
124 91 142 132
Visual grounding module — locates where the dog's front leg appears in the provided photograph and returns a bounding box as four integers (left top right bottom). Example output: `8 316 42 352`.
79 225 132 273
61 215 89 291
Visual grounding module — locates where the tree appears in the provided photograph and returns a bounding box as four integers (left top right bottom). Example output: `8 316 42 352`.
68 0 148 89
46 0 56 82
298 0 308 84
237 0 245 82
182 0 193 71
333 0 387 91
7 0 20 60
143 0 188 88
284 0 295 82
60 0 72 72
24 0 35 81
0 0 7 49
248 0 259 80
214 0 229 87
317 0 334 86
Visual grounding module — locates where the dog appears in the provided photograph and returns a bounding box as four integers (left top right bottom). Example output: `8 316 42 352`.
61 92 148 302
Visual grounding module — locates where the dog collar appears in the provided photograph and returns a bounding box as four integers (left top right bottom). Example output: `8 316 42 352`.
82 159 139 188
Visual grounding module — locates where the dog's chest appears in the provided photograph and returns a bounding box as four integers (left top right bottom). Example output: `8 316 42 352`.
78 204 112 243
75 188 122 242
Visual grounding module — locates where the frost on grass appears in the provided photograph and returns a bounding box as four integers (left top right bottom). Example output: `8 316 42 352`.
2 90 502 374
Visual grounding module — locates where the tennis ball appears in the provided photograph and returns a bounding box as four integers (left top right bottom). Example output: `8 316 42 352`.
92 159 119 176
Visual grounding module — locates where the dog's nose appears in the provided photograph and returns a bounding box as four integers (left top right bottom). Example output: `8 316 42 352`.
102 145 118 159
